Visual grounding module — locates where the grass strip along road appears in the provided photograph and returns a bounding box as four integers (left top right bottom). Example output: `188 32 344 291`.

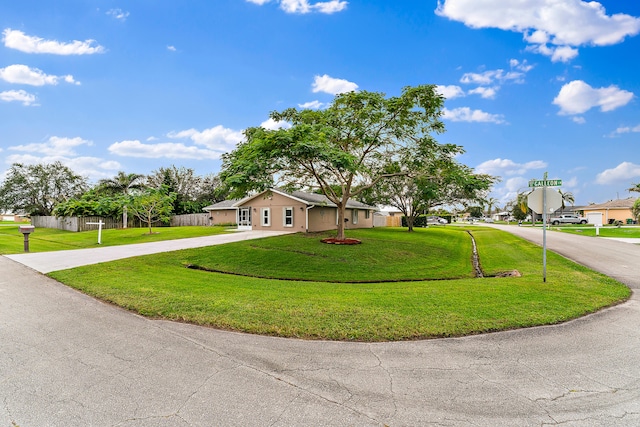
0 224 230 254
48 227 629 342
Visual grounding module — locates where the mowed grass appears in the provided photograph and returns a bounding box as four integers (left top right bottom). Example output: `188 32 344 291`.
48 227 630 341
554 225 640 238
0 225 231 254
184 227 473 282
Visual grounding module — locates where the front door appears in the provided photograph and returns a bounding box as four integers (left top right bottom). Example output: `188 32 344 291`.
238 207 252 230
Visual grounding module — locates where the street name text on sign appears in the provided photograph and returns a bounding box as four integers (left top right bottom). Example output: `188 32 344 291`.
529 179 562 188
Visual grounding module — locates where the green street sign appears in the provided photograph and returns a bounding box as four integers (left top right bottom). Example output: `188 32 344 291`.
528 179 562 187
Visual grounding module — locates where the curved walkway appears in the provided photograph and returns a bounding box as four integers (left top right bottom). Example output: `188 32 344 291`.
5 230 292 273
2 226 640 426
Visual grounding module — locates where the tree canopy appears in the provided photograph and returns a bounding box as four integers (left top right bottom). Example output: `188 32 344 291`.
221 85 447 240
0 162 88 215
369 144 496 231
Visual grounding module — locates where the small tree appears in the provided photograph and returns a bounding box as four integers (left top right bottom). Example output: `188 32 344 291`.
632 199 640 223
129 187 176 234
96 171 146 228
372 145 495 231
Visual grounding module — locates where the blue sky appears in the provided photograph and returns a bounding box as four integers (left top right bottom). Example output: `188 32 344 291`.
1 0 639 207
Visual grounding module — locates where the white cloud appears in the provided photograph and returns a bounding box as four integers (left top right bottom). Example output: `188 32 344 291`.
107 9 130 21
312 74 358 95
167 125 244 153
468 86 498 99
260 118 291 130
298 100 324 109
167 45 177 51
553 80 634 115
311 0 348 14
435 0 640 61
572 116 586 124
596 162 640 185
476 158 547 177
435 85 465 100
460 69 525 85
109 140 223 160
0 89 37 106
0 64 80 86
248 0 347 14
442 107 505 124
509 58 534 72
607 124 640 137
4 153 120 180
9 136 92 156
246 0 346 13
2 28 105 55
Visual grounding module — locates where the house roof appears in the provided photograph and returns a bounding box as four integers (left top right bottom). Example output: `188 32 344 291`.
202 199 239 211
230 188 377 210
582 197 638 210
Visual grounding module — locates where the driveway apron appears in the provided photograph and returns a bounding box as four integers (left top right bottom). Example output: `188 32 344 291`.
1 226 640 426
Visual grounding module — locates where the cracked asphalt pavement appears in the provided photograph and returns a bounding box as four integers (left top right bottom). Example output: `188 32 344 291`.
2 225 640 426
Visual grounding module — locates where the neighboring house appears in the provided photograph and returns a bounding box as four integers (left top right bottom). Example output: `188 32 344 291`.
581 198 638 224
492 211 510 221
203 188 377 232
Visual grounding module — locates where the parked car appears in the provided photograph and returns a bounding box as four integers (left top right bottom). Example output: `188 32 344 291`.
427 216 448 224
550 214 588 225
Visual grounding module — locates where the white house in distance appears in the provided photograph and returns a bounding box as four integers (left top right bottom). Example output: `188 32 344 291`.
203 188 377 233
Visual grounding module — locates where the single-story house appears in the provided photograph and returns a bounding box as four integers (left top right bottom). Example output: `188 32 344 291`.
581 197 638 224
203 188 377 232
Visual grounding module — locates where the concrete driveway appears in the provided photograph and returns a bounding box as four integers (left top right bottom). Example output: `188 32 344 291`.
2 226 640 426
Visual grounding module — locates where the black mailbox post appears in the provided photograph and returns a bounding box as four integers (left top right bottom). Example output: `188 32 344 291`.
19 225 35 252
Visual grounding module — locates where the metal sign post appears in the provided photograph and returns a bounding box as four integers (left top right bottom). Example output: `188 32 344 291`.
528 173 563 282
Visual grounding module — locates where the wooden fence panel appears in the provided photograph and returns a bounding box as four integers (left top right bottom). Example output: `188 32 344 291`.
170 213 210 227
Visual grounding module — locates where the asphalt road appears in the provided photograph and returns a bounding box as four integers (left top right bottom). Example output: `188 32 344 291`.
2 226 640 426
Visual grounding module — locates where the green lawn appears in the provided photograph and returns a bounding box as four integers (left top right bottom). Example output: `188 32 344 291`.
48 227 630 341
553 225 640 238
0 225 231 254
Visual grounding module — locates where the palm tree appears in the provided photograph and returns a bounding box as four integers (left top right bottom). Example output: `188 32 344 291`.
97 172 146 228
485 197 498 219
628 182 640 194
632 199 640 223
558 189 575 214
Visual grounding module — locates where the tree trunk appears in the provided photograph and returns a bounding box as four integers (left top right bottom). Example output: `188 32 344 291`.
147 212 153 234
122 205 128 229
336 204 346 241
406 215 414 232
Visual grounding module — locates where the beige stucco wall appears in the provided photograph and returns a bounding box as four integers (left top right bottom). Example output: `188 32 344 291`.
582 208 634 224
306 206 374 232
238 192 308 232
345 208 374 229
207 209 237 226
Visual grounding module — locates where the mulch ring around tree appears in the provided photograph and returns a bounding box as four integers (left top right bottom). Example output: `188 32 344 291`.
320 237 362 245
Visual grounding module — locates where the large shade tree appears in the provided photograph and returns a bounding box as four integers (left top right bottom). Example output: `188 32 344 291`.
370 144 496 231
221 85 446 240
0 162 88 215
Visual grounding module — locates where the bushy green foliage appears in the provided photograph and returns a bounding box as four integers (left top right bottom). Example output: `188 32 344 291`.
53 190 128 218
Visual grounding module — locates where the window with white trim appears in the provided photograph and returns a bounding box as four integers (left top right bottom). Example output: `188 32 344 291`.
283 207 294 227
365 210 370 219
261 207 271 226
352 209 359 225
